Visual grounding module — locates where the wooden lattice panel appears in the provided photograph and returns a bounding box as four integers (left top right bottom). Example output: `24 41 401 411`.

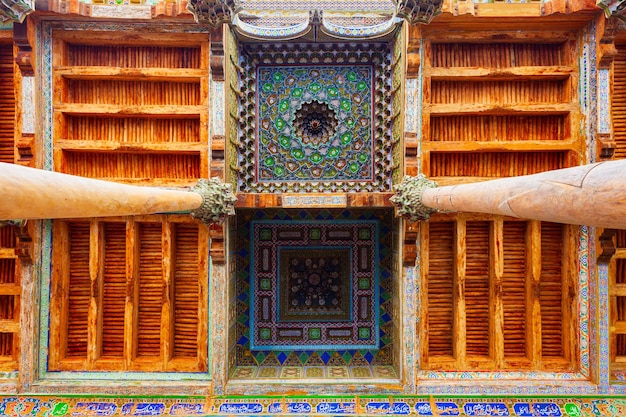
420 216 576 371
421 34 582 185
0 43 20 370
613 45 626 159
502 221 528 359
52 31 209 185
425 221 454 360
49 216 208 372
610 230 626 373
0 44 14 163
0 226 20 371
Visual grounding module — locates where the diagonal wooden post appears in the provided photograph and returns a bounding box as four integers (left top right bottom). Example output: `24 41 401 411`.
391 159 626 230
0 163 236 224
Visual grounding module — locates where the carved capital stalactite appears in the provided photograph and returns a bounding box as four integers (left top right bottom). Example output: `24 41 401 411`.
394 0 443 25
0 0 34 23
189 177 237 225
187 0 240 27
389 174 438 222
210 28 224 81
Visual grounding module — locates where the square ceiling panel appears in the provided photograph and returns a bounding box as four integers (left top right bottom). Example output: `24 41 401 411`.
236 43 393 193
249 220 379 350
257 65 373 183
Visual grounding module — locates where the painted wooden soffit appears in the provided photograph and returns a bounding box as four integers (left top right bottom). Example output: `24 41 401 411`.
0 0 34 23
36 0 603 27
46 0 190 19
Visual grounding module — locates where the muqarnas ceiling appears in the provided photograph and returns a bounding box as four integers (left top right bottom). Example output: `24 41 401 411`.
236 43 394 193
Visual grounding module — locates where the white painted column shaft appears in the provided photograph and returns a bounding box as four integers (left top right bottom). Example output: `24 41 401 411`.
0 163 203 220
421 160 626 229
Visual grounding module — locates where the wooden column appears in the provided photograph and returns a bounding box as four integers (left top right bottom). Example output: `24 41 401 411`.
420 160 626 230
0 163 203 220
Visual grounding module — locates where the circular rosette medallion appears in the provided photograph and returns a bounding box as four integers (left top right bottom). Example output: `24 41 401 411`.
292 100 339 148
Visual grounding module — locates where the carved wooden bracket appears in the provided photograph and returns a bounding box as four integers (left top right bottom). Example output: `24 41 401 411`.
210 28 225 82
406 25 421 78
598 228 617 264
3 222 33 264
403 221 419 265
599 16 619 68
13 22 33 76
404 131 419 177
597 132 616 161
16 133 35 167
210 134 225 179
208 223 225 264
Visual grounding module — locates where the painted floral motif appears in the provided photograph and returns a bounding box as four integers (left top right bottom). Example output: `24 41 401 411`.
257 65 373 183
236 43 393 193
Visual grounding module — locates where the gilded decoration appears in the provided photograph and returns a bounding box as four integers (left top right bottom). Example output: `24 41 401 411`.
236 43 394 193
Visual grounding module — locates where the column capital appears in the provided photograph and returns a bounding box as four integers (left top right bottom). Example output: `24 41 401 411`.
390 174 438 222
189 177 237 225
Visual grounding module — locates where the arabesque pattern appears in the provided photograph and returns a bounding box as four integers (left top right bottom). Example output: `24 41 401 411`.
249 220 379 350
234 209 394 367
236 43 394 193
257 65 373 183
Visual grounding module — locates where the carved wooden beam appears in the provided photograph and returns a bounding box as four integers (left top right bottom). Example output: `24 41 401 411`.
210 27 225 81
0 163 236 224
13 22 33 76
391 159 626 230
406 24 421 78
